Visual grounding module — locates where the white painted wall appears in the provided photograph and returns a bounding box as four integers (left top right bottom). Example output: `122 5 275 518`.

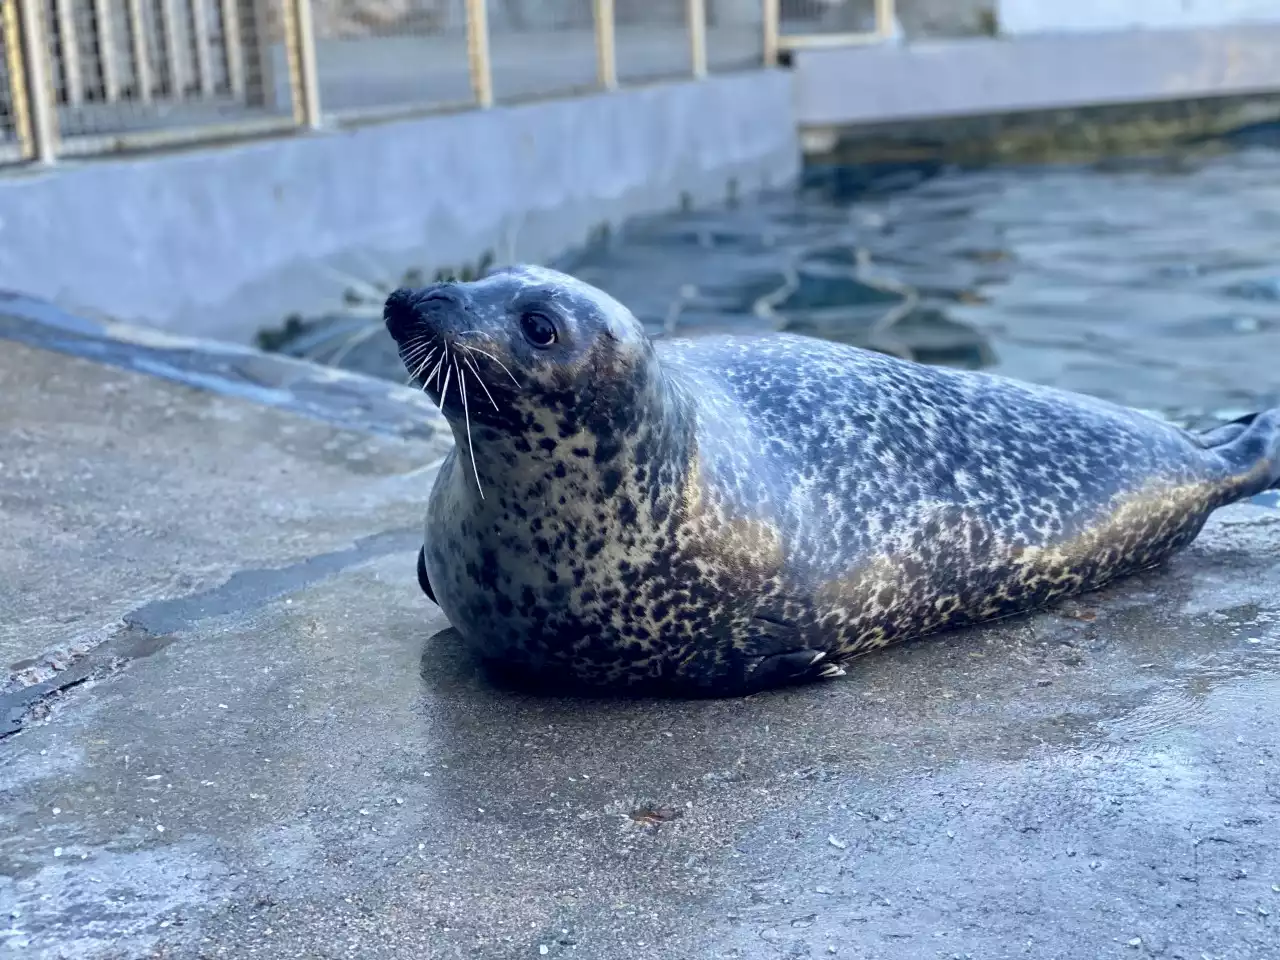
998 0 1280 34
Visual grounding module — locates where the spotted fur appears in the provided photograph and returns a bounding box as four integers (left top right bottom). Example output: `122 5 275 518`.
384 266 1280 697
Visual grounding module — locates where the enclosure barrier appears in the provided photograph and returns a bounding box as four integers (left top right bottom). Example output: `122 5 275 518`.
0 0 891 165
776 0 894 49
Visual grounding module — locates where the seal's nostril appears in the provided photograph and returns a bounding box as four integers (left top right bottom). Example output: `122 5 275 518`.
383 287 420 345
417 283 466 312
385 282 470 347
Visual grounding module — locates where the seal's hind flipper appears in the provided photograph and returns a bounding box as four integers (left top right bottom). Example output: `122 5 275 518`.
1210 409 1280 498
416 545 438 605
1198 411 1259 449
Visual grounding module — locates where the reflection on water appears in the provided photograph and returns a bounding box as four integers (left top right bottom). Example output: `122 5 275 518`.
270 142 1280 456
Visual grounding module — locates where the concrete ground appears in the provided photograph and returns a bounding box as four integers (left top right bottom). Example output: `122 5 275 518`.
2 302 1279 960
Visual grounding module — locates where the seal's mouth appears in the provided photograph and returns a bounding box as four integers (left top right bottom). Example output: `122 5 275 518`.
383 285 521 428
384 285 463 347
384 285 526 500
407 339 505 414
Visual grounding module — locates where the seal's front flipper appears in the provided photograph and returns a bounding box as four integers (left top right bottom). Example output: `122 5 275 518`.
744 611 845 691
416 545 438 605
743 648 846 693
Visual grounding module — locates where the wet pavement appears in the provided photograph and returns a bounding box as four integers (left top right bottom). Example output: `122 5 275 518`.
3 282 1280 958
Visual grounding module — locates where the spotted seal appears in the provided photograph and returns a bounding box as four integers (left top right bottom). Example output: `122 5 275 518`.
383 265 1280 697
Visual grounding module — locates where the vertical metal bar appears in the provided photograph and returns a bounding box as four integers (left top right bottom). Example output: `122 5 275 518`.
3 0 35 157
592 0 615 90
15 0 58 161
293 0 319 125
282 0 319 127
189 0 213 95
874 0 894 38
218 0 243 97
92 0 119 99
125 0 149 100
158 0 183 95
237 0 271 108
687 0 706 78
762 0 778 67
464 0 491 107
54 0 82 104
280 0 299 120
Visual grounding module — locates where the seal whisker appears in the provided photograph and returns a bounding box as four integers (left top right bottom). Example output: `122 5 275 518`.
401 349 429 376
440 357 454 407
424 349 448 390
415 344 440 369
398 343 433 386
399 334 430 356
407 357 437 390
459 351 499 410
458 342 521 388
435 342 451 391
409 361 435 389
397 339 433 371
458 360 485 499
420 359 445 391
409 346 440 384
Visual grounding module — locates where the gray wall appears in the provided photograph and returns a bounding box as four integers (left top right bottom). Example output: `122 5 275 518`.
0 69 799 343
794 24 1280 129
998 0 1280 34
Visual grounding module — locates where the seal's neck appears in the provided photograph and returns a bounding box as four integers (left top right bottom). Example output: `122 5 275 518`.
443 365 696 506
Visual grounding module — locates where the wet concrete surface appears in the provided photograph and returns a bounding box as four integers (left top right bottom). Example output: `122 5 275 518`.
3 312 1280 960
0 330 449 709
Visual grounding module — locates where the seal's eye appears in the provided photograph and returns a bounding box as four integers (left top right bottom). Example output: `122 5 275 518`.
520 310 558 348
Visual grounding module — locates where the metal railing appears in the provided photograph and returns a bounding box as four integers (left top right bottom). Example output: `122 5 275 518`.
777 0 895 49
0 0 891 166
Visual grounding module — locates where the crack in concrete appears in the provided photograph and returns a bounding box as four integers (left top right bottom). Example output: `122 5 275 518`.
0 626 173 738
1 527 422 740
124 528 421 636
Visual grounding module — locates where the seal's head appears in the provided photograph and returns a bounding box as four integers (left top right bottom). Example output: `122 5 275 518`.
384 265 659 438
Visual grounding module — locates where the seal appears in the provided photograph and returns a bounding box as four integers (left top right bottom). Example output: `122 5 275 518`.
384 265 1280 697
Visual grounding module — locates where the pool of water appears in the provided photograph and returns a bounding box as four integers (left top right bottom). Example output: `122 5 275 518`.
269 141 1280 503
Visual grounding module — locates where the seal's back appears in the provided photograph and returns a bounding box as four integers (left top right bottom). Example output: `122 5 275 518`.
653 333 1279 678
